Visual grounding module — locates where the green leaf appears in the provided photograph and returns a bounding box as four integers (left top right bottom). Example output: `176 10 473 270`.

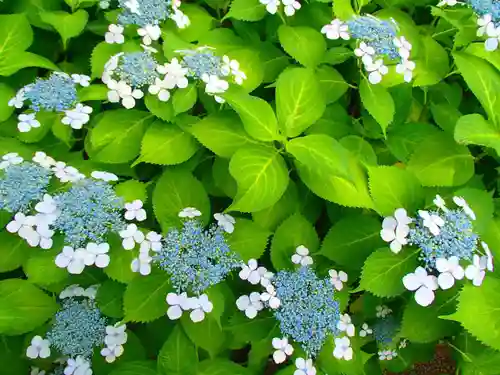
368 166 425 216
359 248 418 297
109 361 157 375
333 0 355 20
228 145 289 213
278 25 326 68
413 35 449 87
276 67 326 138
224 89 280 142
52 120 73 147
24 248 69 286
407 132 474 187
454 187 493 234
189 112 255 158
17 111 55 144
153 169 210 231
386 122 440 162
320 215 385 271
137 120 198 165
453 52 500 128
0 279 58 335
0 51 59 76
443 277 500 351
455 114 500 156
158 325 198 375
39 10 88 48
359 78 395 136
88 110 153 164
78 84 109 102
197 359 252 375
96 280 125 319
430 102 461 133
324 47 353 65
224 0 266 21
173 84 197 115
124 273 172 323
228 48 264 93
104 242 138 284
340 135 378 167
316 65 349 105
0 14 33 61
145 94 175 122
115 180 148 203
0 231 30 273
0 84 14 122
176 4 214 42
182 315 226 358
261 42 290 84
91 42 122 78
227 219 271 262
270 213 319 270
228 314 277 344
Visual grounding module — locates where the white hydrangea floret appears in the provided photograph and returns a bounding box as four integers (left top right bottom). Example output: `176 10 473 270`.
125 200 147 222
101 345 124 363
131 252 153 275
119 223 145 250
166 292 194 320
291 245 313 266
137 24 161 45
26 336 50 359
157 58 189 89
437 0 458 6
33 151 56 169
214 213 236 234
59 284 85 299
354 42 375 59
148 78 171 102
179 207 202 219
221 56 247 85
61 104 93 130
260 284 281 309
272 337 293 364
329 269 348 291
71 74 91 87
65 356 92 375
18 113 41 133
337 314 355 337
190 294 214 323
282 0 301 16
52 162 85 183
396 59 416 83
465 254 487 286
379 349 398 361
104 324 128 348
91 170 119 182
433 194 448 211
453 196 476 220
393 36 412 60
8 89 26 108
259 0 280 14
201 74 229 103
170 8 191 28
140 231 163 252
239 259 263 285
55 246 87 274
105 24 125 44
380 208 412 253
403 266 438 307
294 357 316 375
364 56 389 85
333 336 353 361
107 80 144 109
236 292 263 319
359 323 372 337
0 152 23 169
435 256 465 290
481 241 494 272
84 242 111 268
321 19 350 40
418 210 444 236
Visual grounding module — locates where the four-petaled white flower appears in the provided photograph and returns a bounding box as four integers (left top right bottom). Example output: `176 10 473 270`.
157 58 189 89
18 113 41 132
213 213 235 234
0 152 23 169
321 19 350 40
236 292 264 319
282 0 301 16
418 210 445 236
101 345 124 363
465 254 487 286
239 259 263 284
333 336 353 361
329 269 348 291
260 268 274 288
85 242 111 268
148 78 171 102
202 74 229 103
294 357 316 375
437 0 457 6
104 324 128 347
33 151 55 169
137 24 161 45
376 305 392 318
354 42 375 59
131 251 153 275
485 27 500 51
393 36 412 60
259 0 280 14
125 200 147 221
119 224 145 250
65 356 92 375
107 80 144 109
124 0 140 13
482 241 494 272
272 337 293 364
190 294 214 323
71 74 91 87
453 196 476 220
55 246 87 274
359 323 372 337
60 284 85 299
91 170 119 182
83 285 99 299
8 89 26 108
62 104 93 129
477 14 495 37
170 8 191 29
52 162 85 183
337 314 355 337
179 207 202 218
380 208 412 253
105 24 125 44
26 336 50 359
166 292 194 320
221 56 246 85
260 284 281 309
364 56 389 85
396 59 416 83
433 194 448 211
378 350 397 361
291 245 313 266
6 213 39 247
403 266 439 307
435 256 465 290
140 231 163 252
35 194 58 221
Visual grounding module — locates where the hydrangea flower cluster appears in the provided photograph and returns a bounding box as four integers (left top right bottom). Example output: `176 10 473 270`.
321 15 415 84
125 207 241 323
8 72 94 132
259 0 301 17
438 0 500 51
236 245 352 374
26 285 127 375
380 195 494 306
103 0 189 47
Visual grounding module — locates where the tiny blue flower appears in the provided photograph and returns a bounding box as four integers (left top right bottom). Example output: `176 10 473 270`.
24 72 78 112
118 0 173 27
115 52 159 88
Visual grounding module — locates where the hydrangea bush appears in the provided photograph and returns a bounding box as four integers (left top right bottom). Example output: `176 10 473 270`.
1 0 500 375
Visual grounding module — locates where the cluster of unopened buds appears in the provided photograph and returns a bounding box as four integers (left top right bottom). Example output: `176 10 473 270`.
437 0 500 51
321 15 415 84
25 284 127 375
237 245 353 375
8 72 94 132
380 195 494 307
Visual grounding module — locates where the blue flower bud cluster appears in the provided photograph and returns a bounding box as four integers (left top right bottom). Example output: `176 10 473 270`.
273 266 341 357
372 315 398 346
118 0 173 26
181 50 224 79
0 162 51 213
46 298 107 359
409 209 478 269
52 180 126 247
467 0 500 23
24 72 78 112
154 218 241 295
115 52 159 88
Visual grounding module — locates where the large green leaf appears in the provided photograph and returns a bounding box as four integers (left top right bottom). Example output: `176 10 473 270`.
181 315 226 358
96 280 125 319
39 9 88 48
270 213 319 270
225 0 266 21
386 122 440 162
316 65 349 105
153 168 210 230
88 110 154 163
359 78 395 136
158 326 198 375
228 144 289 213
359 248 418 297
455 113 500 156
196 359 253 375
0 279 58 335
413 35 449 87
340 135 378 167
407 132 474 187
173 83 197 115
109 361 157 375
91 42 122 78
278 25 326 68
24 248 69 286
0 84 15 122
0 231 31 273
276 67 326 138
227 219 271 262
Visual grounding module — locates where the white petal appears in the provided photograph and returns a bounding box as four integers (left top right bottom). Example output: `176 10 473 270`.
291 254 302 264
245 306 258 319
190 308 205 322
437 272 455 290
273 350 286 364
414 286 435 306
39 346 51 358
402 273 421 291
465 264 478 280
247 271 261 285
67 260 85 274
236 295 250 310
435 258 449 273
167 305 183 320
95 254 110 268
26 346 39 359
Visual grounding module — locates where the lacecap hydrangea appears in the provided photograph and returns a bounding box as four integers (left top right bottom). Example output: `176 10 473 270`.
236 245 354 374
124 207 241 323
1 151 149 275
26 285 128 374
103 0 190 47
321 15 415 84
8 72 94 132
380 195 494 307
438 0 500 51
